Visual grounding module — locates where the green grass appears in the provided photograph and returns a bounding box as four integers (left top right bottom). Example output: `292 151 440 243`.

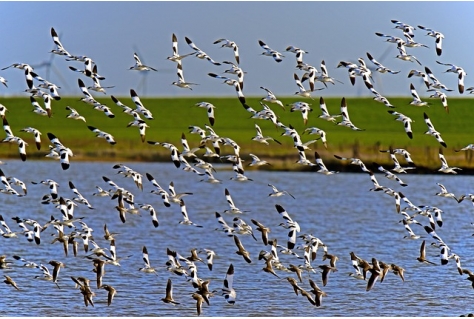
1 95 473 170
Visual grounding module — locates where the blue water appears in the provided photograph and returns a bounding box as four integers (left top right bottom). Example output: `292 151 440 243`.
0 160 473 316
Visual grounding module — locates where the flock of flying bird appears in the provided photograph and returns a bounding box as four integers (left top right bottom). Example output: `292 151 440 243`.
0 19 474 316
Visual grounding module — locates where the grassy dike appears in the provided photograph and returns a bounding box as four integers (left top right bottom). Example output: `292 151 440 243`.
1 95 474 173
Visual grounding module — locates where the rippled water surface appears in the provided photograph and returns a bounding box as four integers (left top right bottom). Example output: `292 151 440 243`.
1 160 474 316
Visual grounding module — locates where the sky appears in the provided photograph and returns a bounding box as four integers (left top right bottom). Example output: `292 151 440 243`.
1 1 474 100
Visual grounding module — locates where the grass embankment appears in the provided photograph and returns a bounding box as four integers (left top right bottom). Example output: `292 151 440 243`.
0 95 473 172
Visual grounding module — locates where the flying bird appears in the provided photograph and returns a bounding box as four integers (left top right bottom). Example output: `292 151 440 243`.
129 52 157 71
258 40 284 63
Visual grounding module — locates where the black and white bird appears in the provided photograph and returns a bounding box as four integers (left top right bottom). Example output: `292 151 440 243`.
130 89 154 120
318 97 341 123
429 90 449 113
435 183 461 203
258 40 284 63
185 36 221 65
408 69 430 89
293 73 315 99
127 119 149 143
373 162 408 187
418 25 444 56
167 33 196 62
337 97 364 131
437 149 461 174
314 151 338 175
47 132 73 170
252 124 281 146
409 83 428 107
50 27 72 57
129 52 157 71
195 102 216 126
366 52 400 74
2 117 28 161
87 126 116 145
387 110 413 139
423 112 446 148
213 38 240 64
333 155 370 173
221 263 236 304
396 43 422 65
260 86 284 110
172 61 198 90
436 61 467 94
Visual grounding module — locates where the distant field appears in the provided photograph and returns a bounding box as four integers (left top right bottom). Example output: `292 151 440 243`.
1 95 473 171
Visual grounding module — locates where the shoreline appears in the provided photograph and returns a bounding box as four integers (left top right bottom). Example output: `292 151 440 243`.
6 147 474 175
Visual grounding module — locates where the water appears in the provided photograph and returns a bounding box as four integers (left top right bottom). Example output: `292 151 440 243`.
0 160 473 316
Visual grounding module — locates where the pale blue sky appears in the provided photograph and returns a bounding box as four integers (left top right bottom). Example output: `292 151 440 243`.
1 1 473 99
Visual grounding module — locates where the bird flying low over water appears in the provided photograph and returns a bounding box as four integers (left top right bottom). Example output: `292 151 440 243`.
233 235 252 263
161 278 180 305
47 132 72 170
221 263 236 304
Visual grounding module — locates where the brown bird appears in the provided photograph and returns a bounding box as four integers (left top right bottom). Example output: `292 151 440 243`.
101 284 116 306
299 288 317 306
186 248 203 263
0 255 12 269
68 236 79 257
192 292 204 316
288 264 304 283
366 258 381 292
51 230 69 257
103 223 119 241
233 235 252 263
322 252 339 268
358 258 373 280
391 263 405 282
74 276 92 289
3 275 19 290
93 258 107 289
378 261 392 283
161 278 180 305
309 278 327 307
49 260 65 287
262 255 280 278
71 276 95 307
319 264 337 286
250 219 270 246
463 269 474 289
196 280 212 306
286 277 303 295
417 240 436 265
